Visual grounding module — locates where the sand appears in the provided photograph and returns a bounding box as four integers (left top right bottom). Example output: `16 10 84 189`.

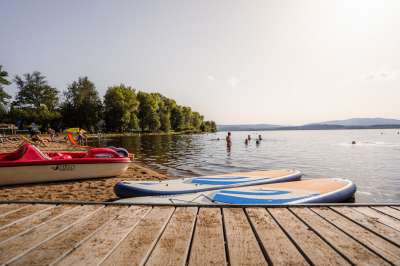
0 137 169 202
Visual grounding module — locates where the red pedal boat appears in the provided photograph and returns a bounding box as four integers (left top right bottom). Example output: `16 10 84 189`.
0 143 131 186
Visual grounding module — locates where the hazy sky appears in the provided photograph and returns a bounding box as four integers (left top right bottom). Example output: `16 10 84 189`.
1 0 399 125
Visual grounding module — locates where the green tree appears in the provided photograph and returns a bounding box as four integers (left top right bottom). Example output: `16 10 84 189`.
0 65 12 119
11 71 59 127
209 121 217 132
61 77 102 131
170 105 184 131
159 111 171 132
14 71 58 110
181 106 192 130
0 89 11 108
104 84 139 132
137 92 160 132
191 111 203 131
0 65 12 87
201 120 217 132
151 93 174 132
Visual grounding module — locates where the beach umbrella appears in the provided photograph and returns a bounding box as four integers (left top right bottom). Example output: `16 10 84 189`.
65 128 86 133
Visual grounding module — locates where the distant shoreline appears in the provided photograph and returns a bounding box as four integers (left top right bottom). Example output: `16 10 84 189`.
218 124 400 132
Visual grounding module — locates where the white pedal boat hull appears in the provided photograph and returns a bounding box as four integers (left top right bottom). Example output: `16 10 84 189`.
0 162 130 186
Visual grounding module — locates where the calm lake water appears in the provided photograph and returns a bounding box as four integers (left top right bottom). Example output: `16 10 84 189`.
96 129 400 203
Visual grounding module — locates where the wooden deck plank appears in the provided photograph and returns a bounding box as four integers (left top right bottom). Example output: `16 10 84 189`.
0 204 27 216
223 208 267 266
0 205 99 265
313 207 400 264
0 203 398 266
292 207 389 265
55 205 152 266
372 206 400 220
246 208 308 266
355 207 400 231
0 205 73 243
338 207 400 242
269 208 349 266
10 206 125 266
188 208 227 266
100 206 175 266
0 204 29 218
0 204 50 228
146 207 197 266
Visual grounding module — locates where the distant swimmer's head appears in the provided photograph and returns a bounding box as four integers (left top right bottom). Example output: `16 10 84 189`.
351 141 356 145
228 132 231 136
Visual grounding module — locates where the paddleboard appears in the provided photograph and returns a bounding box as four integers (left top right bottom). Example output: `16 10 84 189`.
117 178 356 205
114 169 302 198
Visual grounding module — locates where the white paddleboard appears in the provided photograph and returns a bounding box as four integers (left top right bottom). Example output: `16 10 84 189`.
114 169 302 198
117 178 356 205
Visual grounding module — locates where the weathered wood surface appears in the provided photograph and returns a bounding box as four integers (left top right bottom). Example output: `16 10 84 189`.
0 203 398 266
246 208 308 265
146 207 197 266
188 208 227 266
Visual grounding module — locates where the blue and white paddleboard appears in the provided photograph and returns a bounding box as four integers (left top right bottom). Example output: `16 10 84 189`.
117 178 356 205
114 169 302 198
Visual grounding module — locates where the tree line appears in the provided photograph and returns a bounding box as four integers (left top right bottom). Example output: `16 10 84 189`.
0 65 217 133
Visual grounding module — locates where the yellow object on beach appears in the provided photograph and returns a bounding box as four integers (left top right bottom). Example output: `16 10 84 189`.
65 128 86 133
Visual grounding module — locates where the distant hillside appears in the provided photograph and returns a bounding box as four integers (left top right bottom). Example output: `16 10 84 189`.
218 124 281 131
217 118 400 131
308 118 400 127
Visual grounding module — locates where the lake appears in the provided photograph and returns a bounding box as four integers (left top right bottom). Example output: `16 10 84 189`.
96 129 400 203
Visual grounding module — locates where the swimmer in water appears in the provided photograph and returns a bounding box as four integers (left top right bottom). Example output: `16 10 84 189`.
226 132 232 147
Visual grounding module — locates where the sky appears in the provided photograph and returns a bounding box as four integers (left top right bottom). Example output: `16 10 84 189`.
0 0 399 125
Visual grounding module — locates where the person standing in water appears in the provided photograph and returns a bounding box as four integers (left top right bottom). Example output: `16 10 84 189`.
258 134 262 141
226 132 232 147
247 135 251 141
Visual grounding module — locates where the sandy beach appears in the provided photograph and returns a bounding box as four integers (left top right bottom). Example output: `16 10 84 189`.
0 137 168 202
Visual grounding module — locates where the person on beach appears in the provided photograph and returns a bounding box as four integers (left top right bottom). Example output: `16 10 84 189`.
77 128 87 145
47 128 56 141
29 122 40 138
31 132 49 147
226 132 232 147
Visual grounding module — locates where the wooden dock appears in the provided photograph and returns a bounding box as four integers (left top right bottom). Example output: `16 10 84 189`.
0 202 399 265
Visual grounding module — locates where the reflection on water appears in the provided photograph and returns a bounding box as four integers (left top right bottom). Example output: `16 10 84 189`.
94 129 400 203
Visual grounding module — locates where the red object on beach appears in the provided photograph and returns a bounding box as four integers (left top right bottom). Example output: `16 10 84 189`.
66 132 90 148
0 144 131 186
